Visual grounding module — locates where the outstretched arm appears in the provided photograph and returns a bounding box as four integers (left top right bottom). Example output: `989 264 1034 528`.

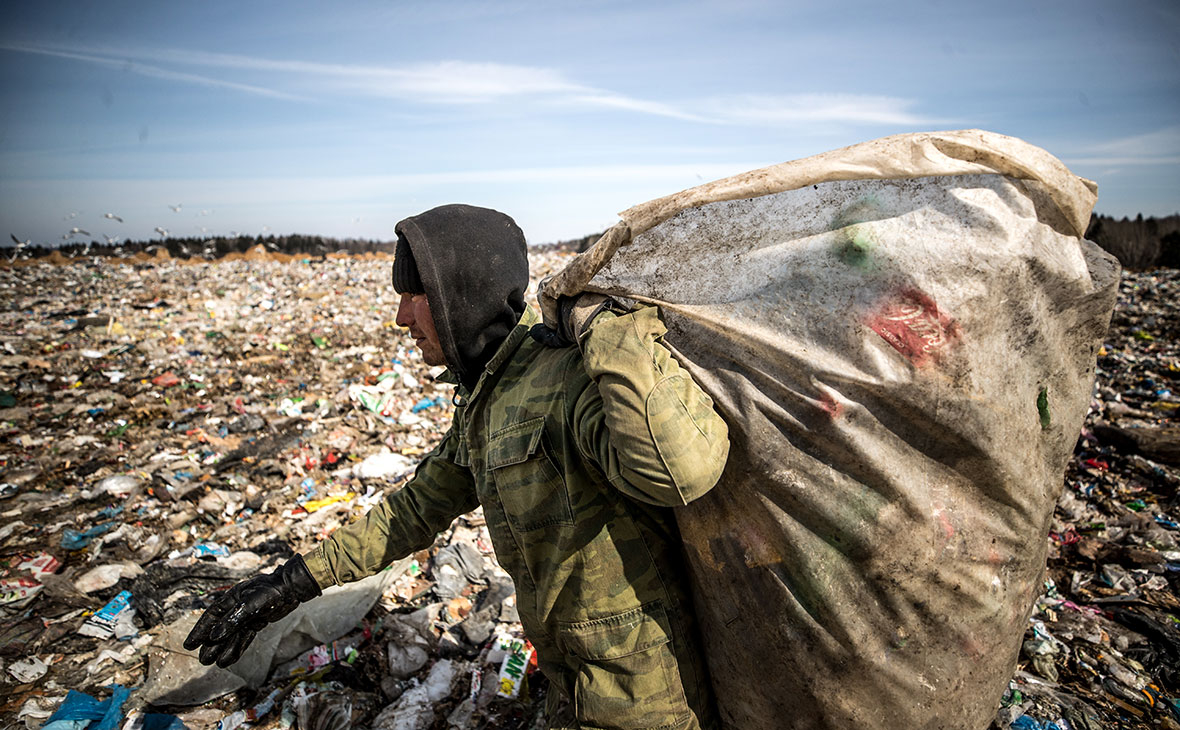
185 428 476 667
305 429 478 587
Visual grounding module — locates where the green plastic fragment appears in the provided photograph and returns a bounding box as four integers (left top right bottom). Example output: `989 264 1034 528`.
1037 387 1051 430
1124 499 1147 512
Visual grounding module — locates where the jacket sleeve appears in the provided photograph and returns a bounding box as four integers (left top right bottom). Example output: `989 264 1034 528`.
304 429 478 589
571 305 730 507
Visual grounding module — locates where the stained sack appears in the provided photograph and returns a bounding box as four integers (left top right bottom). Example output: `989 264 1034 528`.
545 130 1120 730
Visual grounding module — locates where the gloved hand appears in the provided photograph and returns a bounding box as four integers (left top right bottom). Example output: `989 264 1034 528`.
183 554 322 668
530 286 618 349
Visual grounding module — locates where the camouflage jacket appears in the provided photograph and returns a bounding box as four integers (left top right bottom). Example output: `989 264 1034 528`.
306 305 729 729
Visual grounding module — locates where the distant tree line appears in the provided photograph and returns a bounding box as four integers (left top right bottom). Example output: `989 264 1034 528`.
1086 214 1180 270
8 233 396 262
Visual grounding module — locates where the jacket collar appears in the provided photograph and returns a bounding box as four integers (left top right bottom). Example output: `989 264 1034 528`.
445 305 540 401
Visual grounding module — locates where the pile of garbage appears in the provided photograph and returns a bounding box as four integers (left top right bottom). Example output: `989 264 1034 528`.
0 251 572 730
0 253 1175 730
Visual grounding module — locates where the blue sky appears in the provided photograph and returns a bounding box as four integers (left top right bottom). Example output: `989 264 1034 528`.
1 0 1177 247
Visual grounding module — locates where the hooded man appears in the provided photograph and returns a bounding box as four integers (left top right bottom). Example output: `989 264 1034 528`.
184 204 730 730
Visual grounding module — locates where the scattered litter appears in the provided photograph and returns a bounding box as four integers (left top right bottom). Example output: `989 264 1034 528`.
5 251 1165 728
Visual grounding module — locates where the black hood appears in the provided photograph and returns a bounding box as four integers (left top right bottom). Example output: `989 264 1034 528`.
394 204 529 390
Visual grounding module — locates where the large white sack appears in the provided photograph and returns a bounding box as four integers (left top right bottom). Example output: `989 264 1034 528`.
549 131 1120 730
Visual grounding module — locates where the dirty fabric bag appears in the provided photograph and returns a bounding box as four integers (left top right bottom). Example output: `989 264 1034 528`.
545 130 1120 730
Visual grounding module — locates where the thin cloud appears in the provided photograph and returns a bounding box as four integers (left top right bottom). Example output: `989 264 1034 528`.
1065 156 1180 166
2 41 937 126
7 43 584 103
0 43 307 101
1065 126 1180 166
1086 126 1180 156
702 93 940 125
567 94 713 123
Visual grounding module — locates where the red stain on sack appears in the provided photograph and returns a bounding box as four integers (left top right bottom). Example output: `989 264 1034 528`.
867 287 960 367
817 389 844 419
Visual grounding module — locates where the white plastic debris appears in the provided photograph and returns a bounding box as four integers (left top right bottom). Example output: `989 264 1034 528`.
7 655 49 683
372 659 463 730
354 449 415 480
74 562 144 593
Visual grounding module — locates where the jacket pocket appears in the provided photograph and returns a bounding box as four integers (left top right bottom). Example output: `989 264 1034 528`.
488 417 574 531
558 603 692 730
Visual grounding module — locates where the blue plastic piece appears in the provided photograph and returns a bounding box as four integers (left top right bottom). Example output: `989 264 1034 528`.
60 522 117 550
42 686 130 730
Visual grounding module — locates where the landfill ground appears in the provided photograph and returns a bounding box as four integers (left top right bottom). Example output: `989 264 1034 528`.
0 250 1176 730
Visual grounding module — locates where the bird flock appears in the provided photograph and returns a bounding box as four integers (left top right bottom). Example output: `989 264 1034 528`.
3 204 276 262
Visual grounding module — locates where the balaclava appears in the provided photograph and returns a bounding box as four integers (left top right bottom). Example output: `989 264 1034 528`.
393 204 529 390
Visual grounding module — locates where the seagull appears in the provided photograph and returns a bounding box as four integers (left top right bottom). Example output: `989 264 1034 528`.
64 211 78 221
199 209 212 216
67 227 91 238
103 212 123 223
103 234 121 245
169 204 182 213
154 227 169 238
8 234 30 262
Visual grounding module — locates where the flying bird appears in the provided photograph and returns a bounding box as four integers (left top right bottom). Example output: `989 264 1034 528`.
103 213 123 222
103 234 121 245
68 227 91 237
64 211 78 221
8 234 30 262
169 204 182 213
154 227 169 238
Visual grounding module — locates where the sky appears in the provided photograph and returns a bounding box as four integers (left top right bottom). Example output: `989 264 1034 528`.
1 0 1177 248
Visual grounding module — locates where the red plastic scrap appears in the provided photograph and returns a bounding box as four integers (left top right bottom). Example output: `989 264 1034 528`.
152 371 181 388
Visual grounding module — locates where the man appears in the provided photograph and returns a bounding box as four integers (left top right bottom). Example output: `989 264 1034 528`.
184 204 730 730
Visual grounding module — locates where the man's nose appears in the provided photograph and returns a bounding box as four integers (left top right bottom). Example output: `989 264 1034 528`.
394 296 412 328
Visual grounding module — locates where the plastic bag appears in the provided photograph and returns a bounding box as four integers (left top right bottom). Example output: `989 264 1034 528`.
548 130 1120 729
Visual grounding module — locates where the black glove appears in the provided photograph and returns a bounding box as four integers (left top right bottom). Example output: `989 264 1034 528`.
530 292 617 349
183 554 322 668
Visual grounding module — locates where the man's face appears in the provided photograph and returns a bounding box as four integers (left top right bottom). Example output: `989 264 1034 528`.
395 292 446 366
